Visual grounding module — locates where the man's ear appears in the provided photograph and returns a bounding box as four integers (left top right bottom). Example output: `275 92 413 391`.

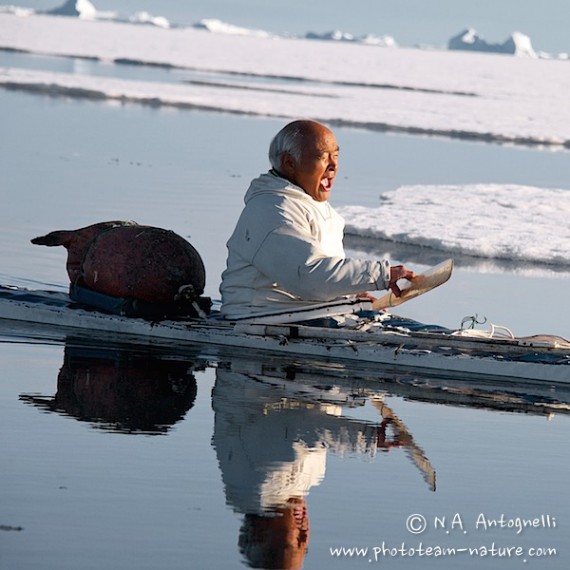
280 152 296 176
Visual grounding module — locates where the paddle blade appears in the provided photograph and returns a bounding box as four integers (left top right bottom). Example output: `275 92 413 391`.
372 259 453 311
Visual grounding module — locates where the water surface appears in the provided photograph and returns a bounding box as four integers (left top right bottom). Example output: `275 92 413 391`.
1 334 568 569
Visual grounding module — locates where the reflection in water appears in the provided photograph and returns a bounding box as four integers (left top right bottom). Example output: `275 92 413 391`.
212 361 436 569
239 498 310 570
16 338 570 569
20 344 200 434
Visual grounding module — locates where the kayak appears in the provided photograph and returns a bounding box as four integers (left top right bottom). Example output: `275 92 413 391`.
0 284 568 384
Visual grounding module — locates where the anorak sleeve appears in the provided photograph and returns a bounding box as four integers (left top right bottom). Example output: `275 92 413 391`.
252 217 390 301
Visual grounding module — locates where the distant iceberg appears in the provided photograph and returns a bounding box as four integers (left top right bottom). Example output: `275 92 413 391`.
448 28 536 57
192 21 396 46
128 11 170 29
305 30 396 47
306 30 356 42
193 19 273 38
47 0 97 19
360 34 397 47
1 4 562 58
0 5 34 16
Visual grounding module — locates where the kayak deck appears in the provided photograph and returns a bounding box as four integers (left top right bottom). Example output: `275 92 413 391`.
0 284 568 384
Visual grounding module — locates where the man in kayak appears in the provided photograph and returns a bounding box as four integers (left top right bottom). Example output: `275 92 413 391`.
220 119 415 321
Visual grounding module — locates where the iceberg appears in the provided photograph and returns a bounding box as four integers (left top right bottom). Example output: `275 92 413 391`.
448 28 537 57
193 19 272 38
306 30 356 42
305 30 396 47
0 5 34 16
47 0 97 20
128 12 170 29
504 31 538 57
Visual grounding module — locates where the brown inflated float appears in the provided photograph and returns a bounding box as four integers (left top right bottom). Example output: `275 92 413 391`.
31 221 207 311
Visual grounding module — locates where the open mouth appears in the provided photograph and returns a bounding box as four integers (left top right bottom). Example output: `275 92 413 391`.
320 177 333 191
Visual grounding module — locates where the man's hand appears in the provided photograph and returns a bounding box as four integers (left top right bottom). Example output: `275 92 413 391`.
356 292 377 302
389 265 416 297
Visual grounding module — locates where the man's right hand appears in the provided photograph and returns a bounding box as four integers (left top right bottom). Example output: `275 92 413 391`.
389 265 416 297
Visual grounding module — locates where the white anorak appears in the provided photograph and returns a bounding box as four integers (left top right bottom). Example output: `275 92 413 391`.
220 171 390 319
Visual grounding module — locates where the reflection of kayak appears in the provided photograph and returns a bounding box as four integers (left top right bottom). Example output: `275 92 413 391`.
256 359 570 419
0 284 568 384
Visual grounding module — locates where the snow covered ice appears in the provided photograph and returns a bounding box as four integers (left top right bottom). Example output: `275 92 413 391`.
1 11 569 149
339 185 570 268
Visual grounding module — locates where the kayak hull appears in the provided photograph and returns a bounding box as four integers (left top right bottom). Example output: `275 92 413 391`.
0 285 568 384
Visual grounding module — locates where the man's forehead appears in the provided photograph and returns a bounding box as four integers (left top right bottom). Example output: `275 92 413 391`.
315 141 339 154
311 131 338 151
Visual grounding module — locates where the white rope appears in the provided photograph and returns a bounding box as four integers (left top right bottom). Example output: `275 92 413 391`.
455 314 514 339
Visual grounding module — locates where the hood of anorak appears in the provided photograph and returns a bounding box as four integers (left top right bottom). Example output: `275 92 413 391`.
244 171 311 204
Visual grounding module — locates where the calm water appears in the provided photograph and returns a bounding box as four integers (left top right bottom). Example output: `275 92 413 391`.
1 331 569 569
1 87 569 335
1 86 570 569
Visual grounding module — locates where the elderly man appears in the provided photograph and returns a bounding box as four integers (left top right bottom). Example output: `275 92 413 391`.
220 119 415 321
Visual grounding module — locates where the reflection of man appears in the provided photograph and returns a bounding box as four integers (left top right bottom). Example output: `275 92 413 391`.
238 498 310 570
220 120 415 320
211 366 399 569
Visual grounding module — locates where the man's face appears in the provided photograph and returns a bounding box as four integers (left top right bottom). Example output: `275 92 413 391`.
282 126 339 202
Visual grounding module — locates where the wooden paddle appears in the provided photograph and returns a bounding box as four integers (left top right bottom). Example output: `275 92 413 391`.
372 258 454 311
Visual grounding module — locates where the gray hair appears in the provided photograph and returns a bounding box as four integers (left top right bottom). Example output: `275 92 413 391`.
268 121 306 171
